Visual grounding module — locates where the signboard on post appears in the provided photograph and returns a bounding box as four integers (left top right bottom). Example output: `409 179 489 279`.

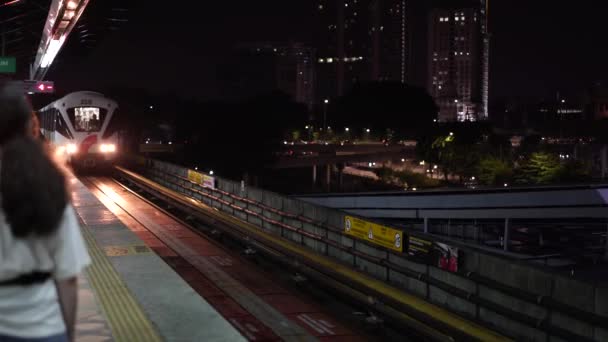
344 215 403 252
0 57 16 73
22 80 54 94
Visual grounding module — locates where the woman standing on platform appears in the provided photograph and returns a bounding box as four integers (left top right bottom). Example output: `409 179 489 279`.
0 81 91 342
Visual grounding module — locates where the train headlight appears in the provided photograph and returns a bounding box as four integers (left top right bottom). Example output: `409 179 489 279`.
66 143 78 154
100 144 116 153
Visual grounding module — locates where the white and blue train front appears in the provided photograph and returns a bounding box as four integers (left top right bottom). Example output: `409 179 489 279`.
38 91 119 168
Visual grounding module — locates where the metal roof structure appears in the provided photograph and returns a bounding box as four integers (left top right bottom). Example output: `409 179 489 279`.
0 0 129 80
296 184 608 219
0 0 51 78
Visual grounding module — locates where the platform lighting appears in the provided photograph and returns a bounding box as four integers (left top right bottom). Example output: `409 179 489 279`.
66 0 79 10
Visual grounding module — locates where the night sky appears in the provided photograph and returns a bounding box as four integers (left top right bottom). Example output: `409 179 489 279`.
48 1 608 102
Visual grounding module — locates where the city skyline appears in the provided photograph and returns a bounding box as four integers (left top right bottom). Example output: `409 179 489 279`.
48 1 607 104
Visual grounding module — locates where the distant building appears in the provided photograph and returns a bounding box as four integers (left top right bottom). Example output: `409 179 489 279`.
316 0 370 99
588 85 608 120
427 0 489 122
276 44 316 110
220 43 316 109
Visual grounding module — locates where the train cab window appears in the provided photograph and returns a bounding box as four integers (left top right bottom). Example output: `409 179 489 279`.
56 114 73 139
67 107 107 132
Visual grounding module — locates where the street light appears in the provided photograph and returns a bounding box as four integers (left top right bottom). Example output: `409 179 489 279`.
449 132 454 136
323 99 329 132
366 128 371 133
209 170 214 175
345 127 350 132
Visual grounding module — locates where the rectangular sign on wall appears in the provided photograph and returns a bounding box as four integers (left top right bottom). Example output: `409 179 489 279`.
0 57 16 73
408 236 459 273
344 215 403 252
187 170 215 189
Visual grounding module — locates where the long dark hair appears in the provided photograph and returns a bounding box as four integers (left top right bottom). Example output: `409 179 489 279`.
0 81 67 238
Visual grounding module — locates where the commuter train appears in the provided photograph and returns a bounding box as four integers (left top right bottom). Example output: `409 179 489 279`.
38 91 119 168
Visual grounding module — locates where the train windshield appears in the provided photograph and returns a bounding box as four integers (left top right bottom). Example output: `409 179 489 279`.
67 107 107 132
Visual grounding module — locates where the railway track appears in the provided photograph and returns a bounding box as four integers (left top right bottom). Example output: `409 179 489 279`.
80 175 423 341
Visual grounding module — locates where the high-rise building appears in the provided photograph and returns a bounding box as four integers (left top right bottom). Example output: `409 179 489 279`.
315 1 428 101
220 43 316 108
316 0 369 99
276 44 316 109
427 0 489 122
370 0 409 83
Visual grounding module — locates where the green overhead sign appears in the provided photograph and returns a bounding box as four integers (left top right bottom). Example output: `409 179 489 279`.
0 57 16 73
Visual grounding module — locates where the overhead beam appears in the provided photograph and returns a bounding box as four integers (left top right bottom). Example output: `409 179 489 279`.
31 0 91 80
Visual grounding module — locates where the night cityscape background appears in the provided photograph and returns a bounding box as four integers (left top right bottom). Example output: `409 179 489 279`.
1 1 607 341
1 0 601 193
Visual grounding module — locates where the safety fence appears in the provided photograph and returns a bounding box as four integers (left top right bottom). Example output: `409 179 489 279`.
126 157 608 342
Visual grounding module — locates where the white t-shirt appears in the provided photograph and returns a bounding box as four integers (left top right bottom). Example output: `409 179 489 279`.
0 205 91 338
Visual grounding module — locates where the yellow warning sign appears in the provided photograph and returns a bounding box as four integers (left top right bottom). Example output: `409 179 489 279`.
187 170 215 189
188 170 203 184
104 245 152 257
344 216 403 252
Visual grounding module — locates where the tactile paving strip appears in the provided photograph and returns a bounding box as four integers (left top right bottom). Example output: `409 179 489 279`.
81 225 162 342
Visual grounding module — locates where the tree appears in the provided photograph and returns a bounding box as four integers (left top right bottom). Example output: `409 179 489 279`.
431 134 456 180
478 157 513 186
516 152 561 184
555 160 590 183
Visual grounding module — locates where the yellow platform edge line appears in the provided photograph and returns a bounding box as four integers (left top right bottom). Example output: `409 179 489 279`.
81 223 163 342
117 166 513 342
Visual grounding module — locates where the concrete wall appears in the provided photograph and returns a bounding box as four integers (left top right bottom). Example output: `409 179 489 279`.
139 159 608 341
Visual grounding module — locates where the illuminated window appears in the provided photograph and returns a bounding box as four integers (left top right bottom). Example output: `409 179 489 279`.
440 18 444 22
318 4 323 10
68 107 105 132
455 17 459 21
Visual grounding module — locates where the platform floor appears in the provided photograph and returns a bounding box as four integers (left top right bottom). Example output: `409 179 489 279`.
70 175 244 342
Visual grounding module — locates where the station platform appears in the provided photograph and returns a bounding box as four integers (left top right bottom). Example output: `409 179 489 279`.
70 174 245 341
69 172 372 342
